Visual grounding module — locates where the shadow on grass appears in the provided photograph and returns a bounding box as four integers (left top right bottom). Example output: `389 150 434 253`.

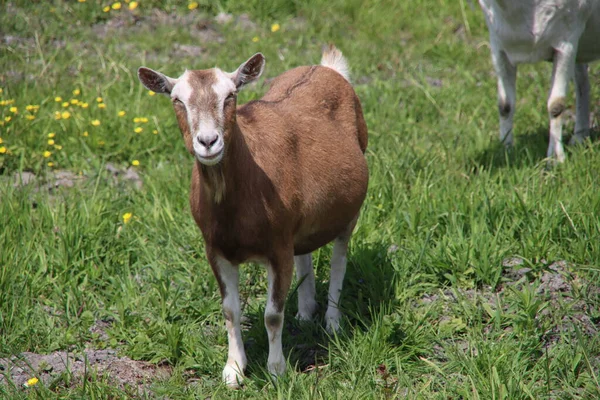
242 242 398 377
470 126 600 173
470 127 550 172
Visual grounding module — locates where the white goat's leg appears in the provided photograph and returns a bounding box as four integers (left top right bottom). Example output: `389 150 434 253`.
213 256 246 388
571 63 590 145
325 215 358 333
265 253 293 377
547 45 577 162
491 47 517 146
294 254 317 321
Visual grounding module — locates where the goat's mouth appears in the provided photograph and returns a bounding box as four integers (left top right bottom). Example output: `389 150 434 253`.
196 150 224 166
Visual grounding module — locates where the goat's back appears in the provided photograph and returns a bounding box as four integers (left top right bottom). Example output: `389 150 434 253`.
236 65 369 255
479 0 600 64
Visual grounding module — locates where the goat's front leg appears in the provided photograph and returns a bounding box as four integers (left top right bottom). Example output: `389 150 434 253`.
265 250 294 377
294 254 317 321
490 45 517 146
325 215 358 333
571 63 590 145
210 255 246 388
547 44 577 162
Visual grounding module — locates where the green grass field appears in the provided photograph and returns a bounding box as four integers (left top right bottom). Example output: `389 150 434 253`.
1 0 600 398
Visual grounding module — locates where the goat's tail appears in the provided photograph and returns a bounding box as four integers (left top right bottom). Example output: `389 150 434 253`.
320 44 350 82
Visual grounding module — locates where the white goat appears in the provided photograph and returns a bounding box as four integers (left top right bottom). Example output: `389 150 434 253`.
478 0 600 161
137 45 368 387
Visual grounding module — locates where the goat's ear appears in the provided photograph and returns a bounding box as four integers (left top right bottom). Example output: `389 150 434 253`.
233 53 265 89
137 67 176 94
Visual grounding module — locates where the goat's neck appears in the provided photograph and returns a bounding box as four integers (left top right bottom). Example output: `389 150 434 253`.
198 123 244 204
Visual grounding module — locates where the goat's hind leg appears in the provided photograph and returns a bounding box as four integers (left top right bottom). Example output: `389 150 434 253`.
325 215 359 333
491 46 517 147
295 253 317 321
570 63 591 145
547 43 577 162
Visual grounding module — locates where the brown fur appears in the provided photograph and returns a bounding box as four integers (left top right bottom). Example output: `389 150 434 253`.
187 64 368 312
190 65 368 264
140 51 368 381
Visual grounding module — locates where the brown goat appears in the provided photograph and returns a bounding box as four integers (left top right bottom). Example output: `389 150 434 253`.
138 45 368 387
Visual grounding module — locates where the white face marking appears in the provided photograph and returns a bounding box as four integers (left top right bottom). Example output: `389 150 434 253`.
170 70 193 105
212 69 237 102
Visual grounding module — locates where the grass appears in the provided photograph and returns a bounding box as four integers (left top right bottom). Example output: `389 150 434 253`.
1 0 600 398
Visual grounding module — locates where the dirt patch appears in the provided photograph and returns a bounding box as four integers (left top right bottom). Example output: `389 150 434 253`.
417 258 600 358
11 163 143 193
0 349 171 393
92 9 224 44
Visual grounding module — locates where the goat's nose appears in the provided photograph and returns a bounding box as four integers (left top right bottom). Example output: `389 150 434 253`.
197 134 219 149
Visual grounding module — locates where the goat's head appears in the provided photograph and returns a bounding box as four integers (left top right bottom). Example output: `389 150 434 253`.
137 54 265 166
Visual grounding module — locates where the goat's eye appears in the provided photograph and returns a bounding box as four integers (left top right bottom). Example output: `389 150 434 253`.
225 92 237 102
172 98 183 106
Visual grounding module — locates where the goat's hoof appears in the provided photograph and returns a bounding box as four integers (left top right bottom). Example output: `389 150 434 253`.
569 134 587 146
222 364 244 388
325 315 341 333
267 359 286 377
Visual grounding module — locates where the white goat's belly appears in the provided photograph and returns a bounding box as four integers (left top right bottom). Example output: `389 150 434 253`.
480 0 600 64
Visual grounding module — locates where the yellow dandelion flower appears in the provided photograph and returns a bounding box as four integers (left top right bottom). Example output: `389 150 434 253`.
129 1 138 10
91 119 101 126
153 129 158 134
98 103 106 109
103 5 110 12
133 117 140 123
43 151 52 158
70 99 78 104
0 138 2 143
122 212 133 223
26 105 34 111
73 89 81 96
140 117 148 123
54 144 63 150
111 2 121 10
81 102 89 108
47 162 54 167
134 127 143 133
148 90 156 96
0 146 6 154
0 101 6 106
97 140 105 145
48 133 56 138
131 160 140 166
54 112 62 120
25 377 39 387
82 131 89 137
26 115 36 120
96 97 103 103
188 2 198 10
0 88 2 94
5 116 12 122
62 102 69 108
55 96 62 102
78 0 86 2
252 36 259 43
9 106 17 113
48 139 55 145
61 111 71 119
118 110 126 117
271 23 280 32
